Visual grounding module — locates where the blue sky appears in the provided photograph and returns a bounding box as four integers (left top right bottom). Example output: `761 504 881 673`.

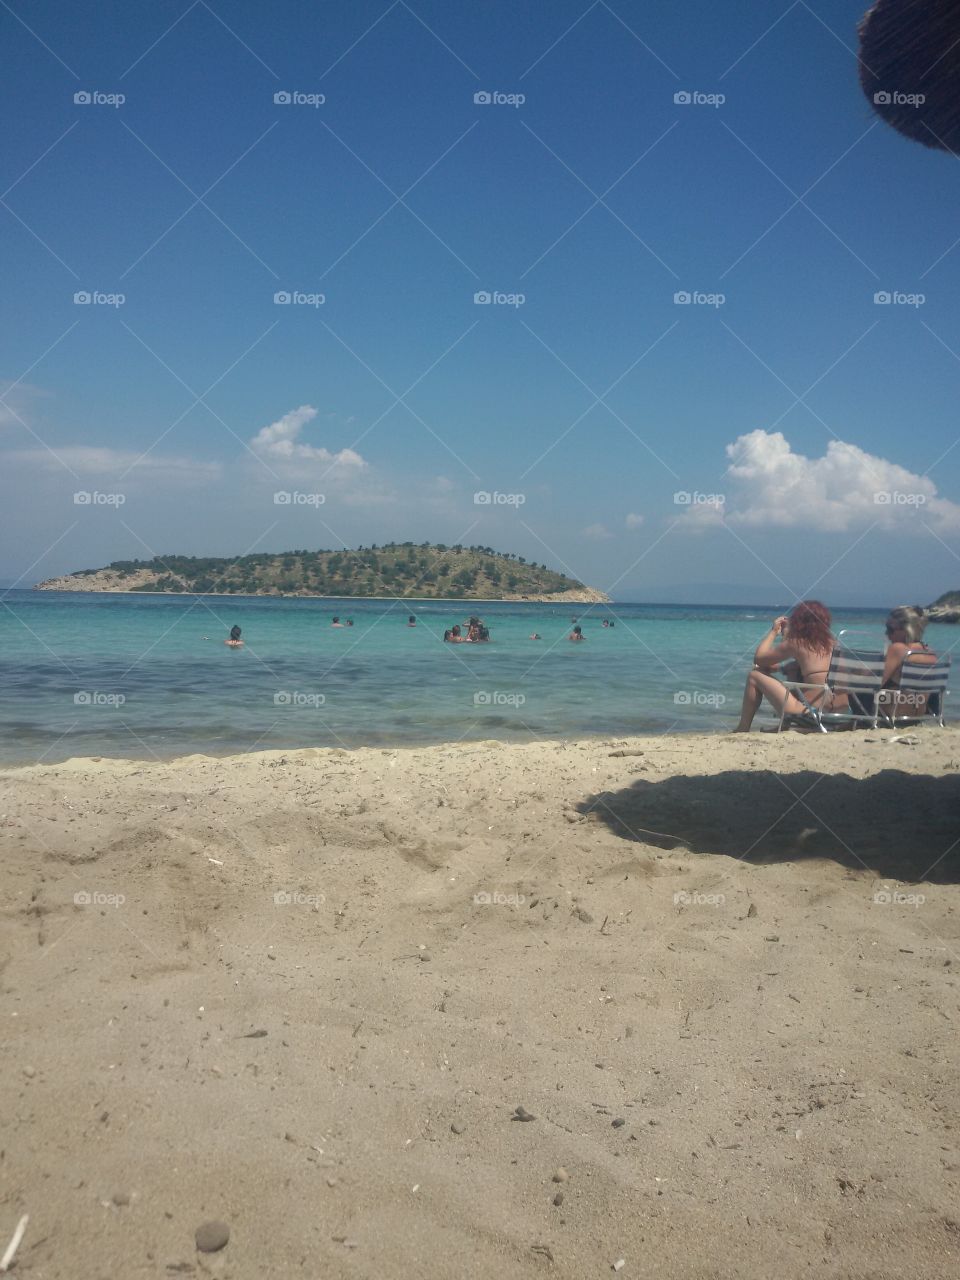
2 0 960 603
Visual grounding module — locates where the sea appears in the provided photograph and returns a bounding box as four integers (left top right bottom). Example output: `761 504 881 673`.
0 590 948 766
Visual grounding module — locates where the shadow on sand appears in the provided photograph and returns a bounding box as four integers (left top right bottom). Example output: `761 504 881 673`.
578 768 960 884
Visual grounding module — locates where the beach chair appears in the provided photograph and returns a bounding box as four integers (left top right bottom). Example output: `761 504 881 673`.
877 650 951 729
776 637 886 733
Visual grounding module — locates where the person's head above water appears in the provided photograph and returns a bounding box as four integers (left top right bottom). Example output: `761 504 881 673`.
408 615 416 625
229 625 241 641
332 616 340 624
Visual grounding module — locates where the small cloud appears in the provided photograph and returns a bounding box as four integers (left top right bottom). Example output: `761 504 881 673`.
625 513 644 529
583 522 614 540
9 446 221 482
250 405 366 468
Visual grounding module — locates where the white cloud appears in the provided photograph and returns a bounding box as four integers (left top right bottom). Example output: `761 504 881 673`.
678 430 960 534
250 405 366 468
625 512 644 529
583 522 614 540
10 446 221 482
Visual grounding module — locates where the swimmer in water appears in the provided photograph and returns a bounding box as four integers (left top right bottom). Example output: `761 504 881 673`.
569 624 585 642
529 633 541 640
407 615 416 627
225 625 243 647
331 616 344 627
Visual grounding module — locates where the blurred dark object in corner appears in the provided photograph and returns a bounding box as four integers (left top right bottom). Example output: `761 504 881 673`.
860 0 960 152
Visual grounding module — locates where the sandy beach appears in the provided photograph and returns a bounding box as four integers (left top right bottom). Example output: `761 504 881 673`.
3 728 960 1279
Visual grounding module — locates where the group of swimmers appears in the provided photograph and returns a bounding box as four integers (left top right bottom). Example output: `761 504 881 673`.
444 615 490 643
226 612 622 648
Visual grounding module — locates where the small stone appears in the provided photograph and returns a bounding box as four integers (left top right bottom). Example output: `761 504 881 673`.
513 1106 536 1122
451 1122 466 1134
764 935 780 943
23 1066 36 1078
112 1192 130 1206
195 1221 230 1253
553 1191 565 1206
552 1167 569 1182
419 952 432 963
612 1118 626 1128
746 903 758 918
326 1177 338 1187
576 909 594 923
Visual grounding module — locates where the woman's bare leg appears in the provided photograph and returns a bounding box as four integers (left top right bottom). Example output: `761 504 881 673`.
735 669 793 731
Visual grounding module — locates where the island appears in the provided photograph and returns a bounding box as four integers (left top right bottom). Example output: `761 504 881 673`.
928 590 960 623
35 543 611 603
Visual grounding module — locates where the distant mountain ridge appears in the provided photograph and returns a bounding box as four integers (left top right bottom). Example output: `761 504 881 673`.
35 543 610 603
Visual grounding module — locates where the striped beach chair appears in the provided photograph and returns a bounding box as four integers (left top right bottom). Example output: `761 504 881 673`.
877 650 951 729
777 640 887 733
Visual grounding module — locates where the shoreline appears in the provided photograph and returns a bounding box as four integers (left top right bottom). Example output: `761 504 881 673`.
25 587 612 604
3 723 956 772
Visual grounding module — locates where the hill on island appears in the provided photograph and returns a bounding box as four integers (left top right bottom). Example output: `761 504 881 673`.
36 544 610 602
928 590 960 622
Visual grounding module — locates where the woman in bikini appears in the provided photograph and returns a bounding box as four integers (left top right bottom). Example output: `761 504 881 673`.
877 605 936 722
734 600 838 732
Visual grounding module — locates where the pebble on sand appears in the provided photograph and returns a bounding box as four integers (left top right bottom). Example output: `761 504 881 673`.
112 1192 131 1206
513 1106 536 1122
553 1191 565 1206
419 952 432 962
195 1221 230 1253
451 1122 466 1134
612 1118 626 1128
552 1167 569 1182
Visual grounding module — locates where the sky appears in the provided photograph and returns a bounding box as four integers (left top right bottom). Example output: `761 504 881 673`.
2 0 960 604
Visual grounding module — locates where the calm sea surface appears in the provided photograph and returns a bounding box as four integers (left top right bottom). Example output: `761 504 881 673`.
0 590 947 765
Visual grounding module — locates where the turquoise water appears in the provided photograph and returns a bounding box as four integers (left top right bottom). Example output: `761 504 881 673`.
0 590 947 764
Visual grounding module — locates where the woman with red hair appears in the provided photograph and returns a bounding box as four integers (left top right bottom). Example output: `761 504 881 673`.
734 600 839 732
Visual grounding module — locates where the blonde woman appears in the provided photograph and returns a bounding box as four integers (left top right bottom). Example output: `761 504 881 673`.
879 605 937 720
